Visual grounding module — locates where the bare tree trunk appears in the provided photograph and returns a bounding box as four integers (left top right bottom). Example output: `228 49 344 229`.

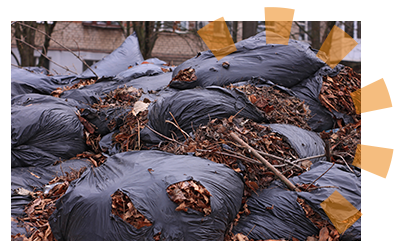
38 21 57 69
242 21 258 40
323 21 337 42
232 21 238 43
14 21 38 67
131 21 161 59
310 21 321 49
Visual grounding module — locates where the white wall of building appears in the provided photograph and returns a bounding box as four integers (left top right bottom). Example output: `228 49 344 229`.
11 47 110 75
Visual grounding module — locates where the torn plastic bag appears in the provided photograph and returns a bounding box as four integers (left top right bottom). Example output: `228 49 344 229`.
11 67 60 97
81 32 144 78
140 86 266 144
267 124 326 163
233 161 360 241
11 94 87 168
291 64 354 132
11 159 92 235
169 31 326 90
60 72 173 105
49 150 244 241
291 161 361 240
11 67 94 98
115 58 175 84
115 63 165 83
232 181 319 240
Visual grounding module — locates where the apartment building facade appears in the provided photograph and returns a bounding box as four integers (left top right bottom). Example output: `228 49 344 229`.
11 21 361 75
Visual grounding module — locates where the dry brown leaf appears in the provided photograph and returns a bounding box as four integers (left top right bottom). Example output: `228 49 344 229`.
111 190 152 229
167 180 212 216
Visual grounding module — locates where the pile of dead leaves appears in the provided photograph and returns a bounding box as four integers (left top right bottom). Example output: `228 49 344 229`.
11 167 88 241
113 109 149 152
51 78 96 98
319 66 361 125
227 84 311 130
297 198 340 241
320 121 361 165
170 67 197 83
77 86 150 154
166 180 212 216
111 190 152 229
92 86 143 109
159 117 303 199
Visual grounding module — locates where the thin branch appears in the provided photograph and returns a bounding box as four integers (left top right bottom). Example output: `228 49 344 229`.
305 162 335 191
14 37 77 74
230 132 300 192
11 50 20 66
292 154 326 163
256 150 303 171
14 21 98 78
144 124 186 146
167 112 189 140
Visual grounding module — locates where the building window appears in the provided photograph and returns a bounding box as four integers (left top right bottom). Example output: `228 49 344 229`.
34 56 50 72
344 21 354 38
297 21 311 41
197 21 209 30
337 21 360 39
82 21 121 29
82 59 98 72
159 21 189 33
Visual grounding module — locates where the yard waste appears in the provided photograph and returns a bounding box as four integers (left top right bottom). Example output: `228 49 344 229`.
169 31 326 90
11 94 87 168
11 29 362 241
232 161 361 241
48 151 244 241
140 86 266 144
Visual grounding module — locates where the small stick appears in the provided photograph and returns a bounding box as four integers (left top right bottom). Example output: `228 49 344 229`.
324 139 331 162
334 154 354 173
137 119 141 150
256 150 303 170
305 162 335 191
168 112 189 139
292 154 326 163
230 132 300 192
145 124 186 146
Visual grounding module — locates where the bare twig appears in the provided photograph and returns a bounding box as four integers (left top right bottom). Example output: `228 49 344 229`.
145 124 186 146
167 112 189 140
333 154 354 173
13 37 78 74
292 154 326 163
256 150 303 171
14 21 98 78
305 162 335 191
230 132 300 192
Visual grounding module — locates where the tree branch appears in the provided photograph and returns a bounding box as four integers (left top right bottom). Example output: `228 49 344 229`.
14 21 98 79
229 132 300 192
14 37 77 74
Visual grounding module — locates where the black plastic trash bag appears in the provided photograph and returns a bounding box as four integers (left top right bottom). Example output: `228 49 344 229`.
11 94 87 168
291 64 355 132
267 124 326 163
232 181 319 240
233 161 361 241
140 86 266 144
169 31 326 90
11 67 59 97
49 150 244 241
11 159 93 235
291 161 361 240
81 32 144 78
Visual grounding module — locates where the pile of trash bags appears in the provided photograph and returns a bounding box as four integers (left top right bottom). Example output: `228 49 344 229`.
11 31 361 241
